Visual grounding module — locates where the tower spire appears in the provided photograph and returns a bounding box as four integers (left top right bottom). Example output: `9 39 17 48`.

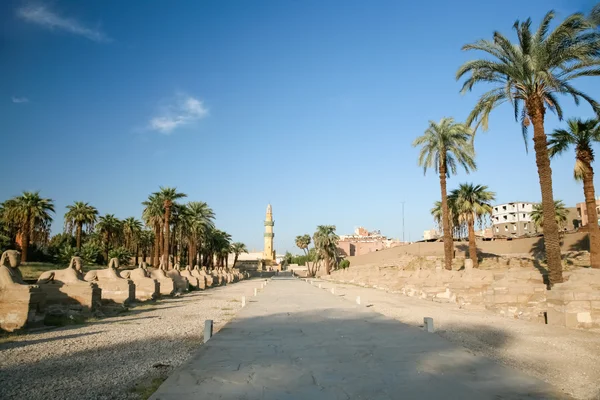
263 204 275 262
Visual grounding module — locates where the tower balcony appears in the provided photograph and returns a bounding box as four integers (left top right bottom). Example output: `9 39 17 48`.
264 221 274 226
264 232 275 238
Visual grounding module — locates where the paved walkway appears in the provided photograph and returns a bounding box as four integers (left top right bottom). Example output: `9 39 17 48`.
150 275 569 399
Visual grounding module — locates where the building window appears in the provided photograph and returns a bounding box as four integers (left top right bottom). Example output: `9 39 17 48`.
523 214 526 218
522 204 525 208
505 225 508 232
524 223 528 230
503 206 507 211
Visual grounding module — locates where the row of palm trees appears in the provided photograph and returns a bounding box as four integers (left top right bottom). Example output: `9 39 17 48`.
295 225 340 276
414 6 600 285
0 187 248 269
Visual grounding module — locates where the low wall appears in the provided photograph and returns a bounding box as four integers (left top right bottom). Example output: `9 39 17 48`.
322 257 600 332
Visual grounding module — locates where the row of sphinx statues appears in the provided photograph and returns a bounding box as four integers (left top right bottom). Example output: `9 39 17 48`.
0 249 247 332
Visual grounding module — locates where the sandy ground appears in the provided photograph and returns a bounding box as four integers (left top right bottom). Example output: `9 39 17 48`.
311 278 600 400
0 279 262 400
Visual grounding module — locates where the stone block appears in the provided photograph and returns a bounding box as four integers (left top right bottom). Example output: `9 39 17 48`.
565 301 591 313
84 258 135 304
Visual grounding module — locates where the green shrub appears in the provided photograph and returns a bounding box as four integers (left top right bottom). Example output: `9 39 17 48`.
339 259 350 269
108 247 133 266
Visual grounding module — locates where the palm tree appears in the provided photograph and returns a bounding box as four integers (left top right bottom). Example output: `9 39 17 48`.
183 201 215 266
142 194 164 267
64 201 98 251
449 184 495 268
138 229 154 264
154 187 187 268
123 217 143 265
313 225 339 275
295 234 312 274
231 242 248 267
531 201 569 232
2 191 55 262
456 10 600 283
548 118 600 269
96 214 122 263
413 118 476 270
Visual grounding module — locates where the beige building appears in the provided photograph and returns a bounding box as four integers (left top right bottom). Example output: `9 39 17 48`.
423 229 440 241
576 199 600 227
337 227 403 257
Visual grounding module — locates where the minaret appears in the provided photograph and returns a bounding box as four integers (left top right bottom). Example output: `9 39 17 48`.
263 204 275 261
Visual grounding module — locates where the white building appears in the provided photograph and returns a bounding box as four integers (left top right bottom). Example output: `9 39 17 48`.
491 202 538 237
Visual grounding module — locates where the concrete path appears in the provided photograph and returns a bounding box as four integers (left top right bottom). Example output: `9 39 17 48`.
150 275 570 399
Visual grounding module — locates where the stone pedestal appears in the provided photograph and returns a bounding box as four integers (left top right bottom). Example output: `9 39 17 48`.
166 267 189 293
180 265 200 289
191 266 207 290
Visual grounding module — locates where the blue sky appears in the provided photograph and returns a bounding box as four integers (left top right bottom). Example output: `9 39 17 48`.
1 0 599 253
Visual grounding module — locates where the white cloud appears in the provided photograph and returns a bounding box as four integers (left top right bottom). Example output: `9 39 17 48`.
149 95 208 134
11 96 29 104
17 4 111 43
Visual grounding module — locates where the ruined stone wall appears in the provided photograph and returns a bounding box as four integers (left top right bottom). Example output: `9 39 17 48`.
322 255 600 332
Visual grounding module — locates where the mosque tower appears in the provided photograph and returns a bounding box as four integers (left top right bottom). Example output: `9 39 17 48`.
263 204 275 262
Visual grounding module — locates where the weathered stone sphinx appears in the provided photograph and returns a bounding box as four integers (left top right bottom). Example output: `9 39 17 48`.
146 262 175 296
0 250 46 332
211 267 224 286
84 258 135 304
163 260 189 293
118 262 159 301
37 256 101 311
190 265 207 289
200 266 214 287
179 265 200 289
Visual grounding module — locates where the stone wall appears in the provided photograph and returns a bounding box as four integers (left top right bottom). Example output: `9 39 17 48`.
322 255 600 332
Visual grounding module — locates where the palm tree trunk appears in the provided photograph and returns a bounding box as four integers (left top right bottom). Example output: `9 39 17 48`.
163 206 171 269
233 254 238 268
439 157 453 270
104 233 110 263
20 213 31 263
530 102 563 284
76 223 83 251
582 159 600 269
467 215 478 268
134 244 139 266
153 224 160 267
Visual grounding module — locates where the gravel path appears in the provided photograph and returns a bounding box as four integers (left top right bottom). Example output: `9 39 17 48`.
0 279 262 400
316 278 600 400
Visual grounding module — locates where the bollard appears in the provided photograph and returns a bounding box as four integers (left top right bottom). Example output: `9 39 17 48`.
254 288 257 296
318 283 322 289
242 296 246 307
424 317 434 333
356 296 361 305
261 283 264 289
331 287 335 295
204 320 213 343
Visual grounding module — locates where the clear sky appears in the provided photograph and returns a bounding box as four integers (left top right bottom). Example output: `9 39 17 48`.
1 0 599 254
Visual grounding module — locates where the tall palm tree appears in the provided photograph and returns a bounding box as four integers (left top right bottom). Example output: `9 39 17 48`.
2 191 55 262
183 201 215 266
449 184 495 268
96 214 122 263
313 225 339 275
548 118 600 269
231 242 248 267
531 201 569 232
413 118 476 270
142 194 164 267
138 229 154 264
456 10 600 284
154 187 187 268
122 217 143 265
64 201 98 251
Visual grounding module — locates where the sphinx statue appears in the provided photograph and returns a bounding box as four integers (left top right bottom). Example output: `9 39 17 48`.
190 265 207 289
167 263 190 293
37 256 101 311
0 250 46 331
146 258 175 296
210 267 224 286
179 265 201 289
84 258 135 304
199 266 214 287
118 262 159 301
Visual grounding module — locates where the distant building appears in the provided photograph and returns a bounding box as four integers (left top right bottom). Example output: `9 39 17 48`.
337 227 403 257
423 229 440 241
576 199 600 227
492 202 538 238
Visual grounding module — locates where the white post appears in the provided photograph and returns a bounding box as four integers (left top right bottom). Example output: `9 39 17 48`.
331 288 335 294
242 296 246 307
204 320 213 343
356 296 361 305
424 317 434 333
318 283 322 289
254 288 257 296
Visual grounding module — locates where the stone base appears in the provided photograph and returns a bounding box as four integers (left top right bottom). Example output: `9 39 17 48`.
166 271 189 293
129 277 159 301
0 286 46 332
95 280 135 304
38 282 101 312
